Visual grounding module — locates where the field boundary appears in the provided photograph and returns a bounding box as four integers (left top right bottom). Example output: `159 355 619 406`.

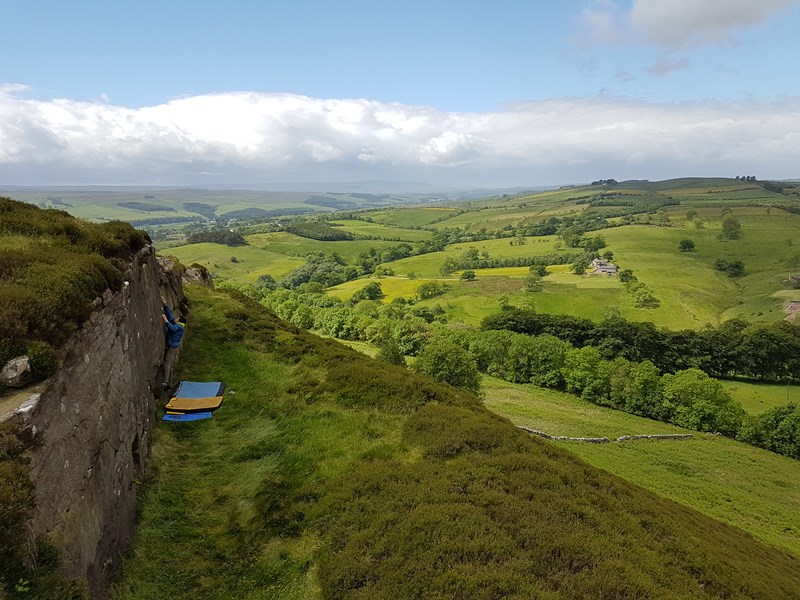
518 426 694 444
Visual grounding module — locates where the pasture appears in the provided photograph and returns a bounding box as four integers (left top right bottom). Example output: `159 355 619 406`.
328 219 434 241
365 206 458 227
326 276 437 303
246 232 413 263
165 243 306 283
482 376 800 557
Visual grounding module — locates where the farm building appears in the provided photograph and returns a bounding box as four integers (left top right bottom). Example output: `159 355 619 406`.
591 258 617 275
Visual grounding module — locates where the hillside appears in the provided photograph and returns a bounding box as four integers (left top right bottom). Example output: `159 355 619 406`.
111 287 800 598
157 177 800 330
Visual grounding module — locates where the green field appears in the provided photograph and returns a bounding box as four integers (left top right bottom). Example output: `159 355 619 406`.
365 206 458 227
328 219 434 241
722 379 798 414
2 188 443 225
482 376 800 557
246 232 412 263
327 276 441 302
165 243 306 282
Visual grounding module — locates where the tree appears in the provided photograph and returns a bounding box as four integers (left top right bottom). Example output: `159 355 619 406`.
720 216 742 240
256 274 278 290
460 270 476 281
523 273 543 292
351 282 384 303
411 339 481 393
529 264 548 277
678 239 695 252
376 337 406 366
630 282 660 309
416 281 450 300
661 368 744 435
571 256 592 275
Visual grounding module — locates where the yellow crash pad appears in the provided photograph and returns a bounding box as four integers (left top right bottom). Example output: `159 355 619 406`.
165 396 224 413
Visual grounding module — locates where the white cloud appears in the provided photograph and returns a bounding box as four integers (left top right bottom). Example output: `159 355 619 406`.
1 86 799 186
629 0 800 47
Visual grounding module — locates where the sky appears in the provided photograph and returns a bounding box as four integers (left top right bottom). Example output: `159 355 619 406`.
1 0 800 189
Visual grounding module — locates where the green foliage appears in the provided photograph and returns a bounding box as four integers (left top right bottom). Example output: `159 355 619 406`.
678 238 695 252
186 229 246 246
739 403 800 459
714 258 745 277
25 341 58 380
416 281 450 300
411 339 481 393
720 215 743 240
523 273 543 292
662 369 745 435
113 287 800 599
376 337 405 366
459 269 476 281
0 198 146 367
350 282 384 303
284 220 354 241
0 422 35 581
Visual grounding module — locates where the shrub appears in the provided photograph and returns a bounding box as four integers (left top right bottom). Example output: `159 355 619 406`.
26 341 58 381
0 422 35 579
411 339 481 394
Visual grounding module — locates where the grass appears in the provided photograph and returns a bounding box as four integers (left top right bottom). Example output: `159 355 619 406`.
328 220 434 242
364 207 458 227
164 242 306 283
110 288 800 598
326 276 438 302
482 375 800 558
246 232 411 263
721 379 797 414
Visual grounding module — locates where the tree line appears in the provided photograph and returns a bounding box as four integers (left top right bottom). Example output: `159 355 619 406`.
217 281 800 461
483 308 800 382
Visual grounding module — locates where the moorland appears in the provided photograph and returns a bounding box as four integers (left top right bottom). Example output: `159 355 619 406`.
4 177 800 597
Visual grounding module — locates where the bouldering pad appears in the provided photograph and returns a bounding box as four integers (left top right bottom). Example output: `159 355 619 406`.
165 396 224 413
163 411 213 422
173 381 226 399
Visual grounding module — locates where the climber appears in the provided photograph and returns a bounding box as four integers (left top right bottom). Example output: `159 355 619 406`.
161 300 186 389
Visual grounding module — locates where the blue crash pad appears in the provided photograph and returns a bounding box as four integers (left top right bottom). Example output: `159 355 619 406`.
162 411 213 422
173 381 226 399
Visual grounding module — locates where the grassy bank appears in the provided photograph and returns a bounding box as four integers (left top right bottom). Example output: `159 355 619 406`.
111 287 800 598
482 376 800 557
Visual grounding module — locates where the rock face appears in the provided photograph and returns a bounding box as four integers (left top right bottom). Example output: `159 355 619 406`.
18 245 184 598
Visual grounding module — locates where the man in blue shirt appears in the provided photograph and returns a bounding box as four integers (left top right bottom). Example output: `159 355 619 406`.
161 302 186 389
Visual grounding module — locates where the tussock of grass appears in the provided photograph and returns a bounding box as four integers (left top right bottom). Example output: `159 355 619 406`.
112 287 800 599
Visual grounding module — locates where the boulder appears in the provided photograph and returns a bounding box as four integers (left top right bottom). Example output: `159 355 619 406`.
183 265 214 287
1 355 32 388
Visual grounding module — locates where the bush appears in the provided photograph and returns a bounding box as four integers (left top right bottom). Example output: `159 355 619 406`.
0 422 35 579
0 200 141 365
26 341 58 381
411 339 481 394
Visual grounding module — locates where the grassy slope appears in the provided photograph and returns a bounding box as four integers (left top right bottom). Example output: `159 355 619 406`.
482 376 800 557
111 287 800 599
246 232 408 263
164 242 306 283
328 219 434 242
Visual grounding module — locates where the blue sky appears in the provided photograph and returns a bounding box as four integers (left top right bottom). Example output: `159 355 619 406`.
2 0 800 188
